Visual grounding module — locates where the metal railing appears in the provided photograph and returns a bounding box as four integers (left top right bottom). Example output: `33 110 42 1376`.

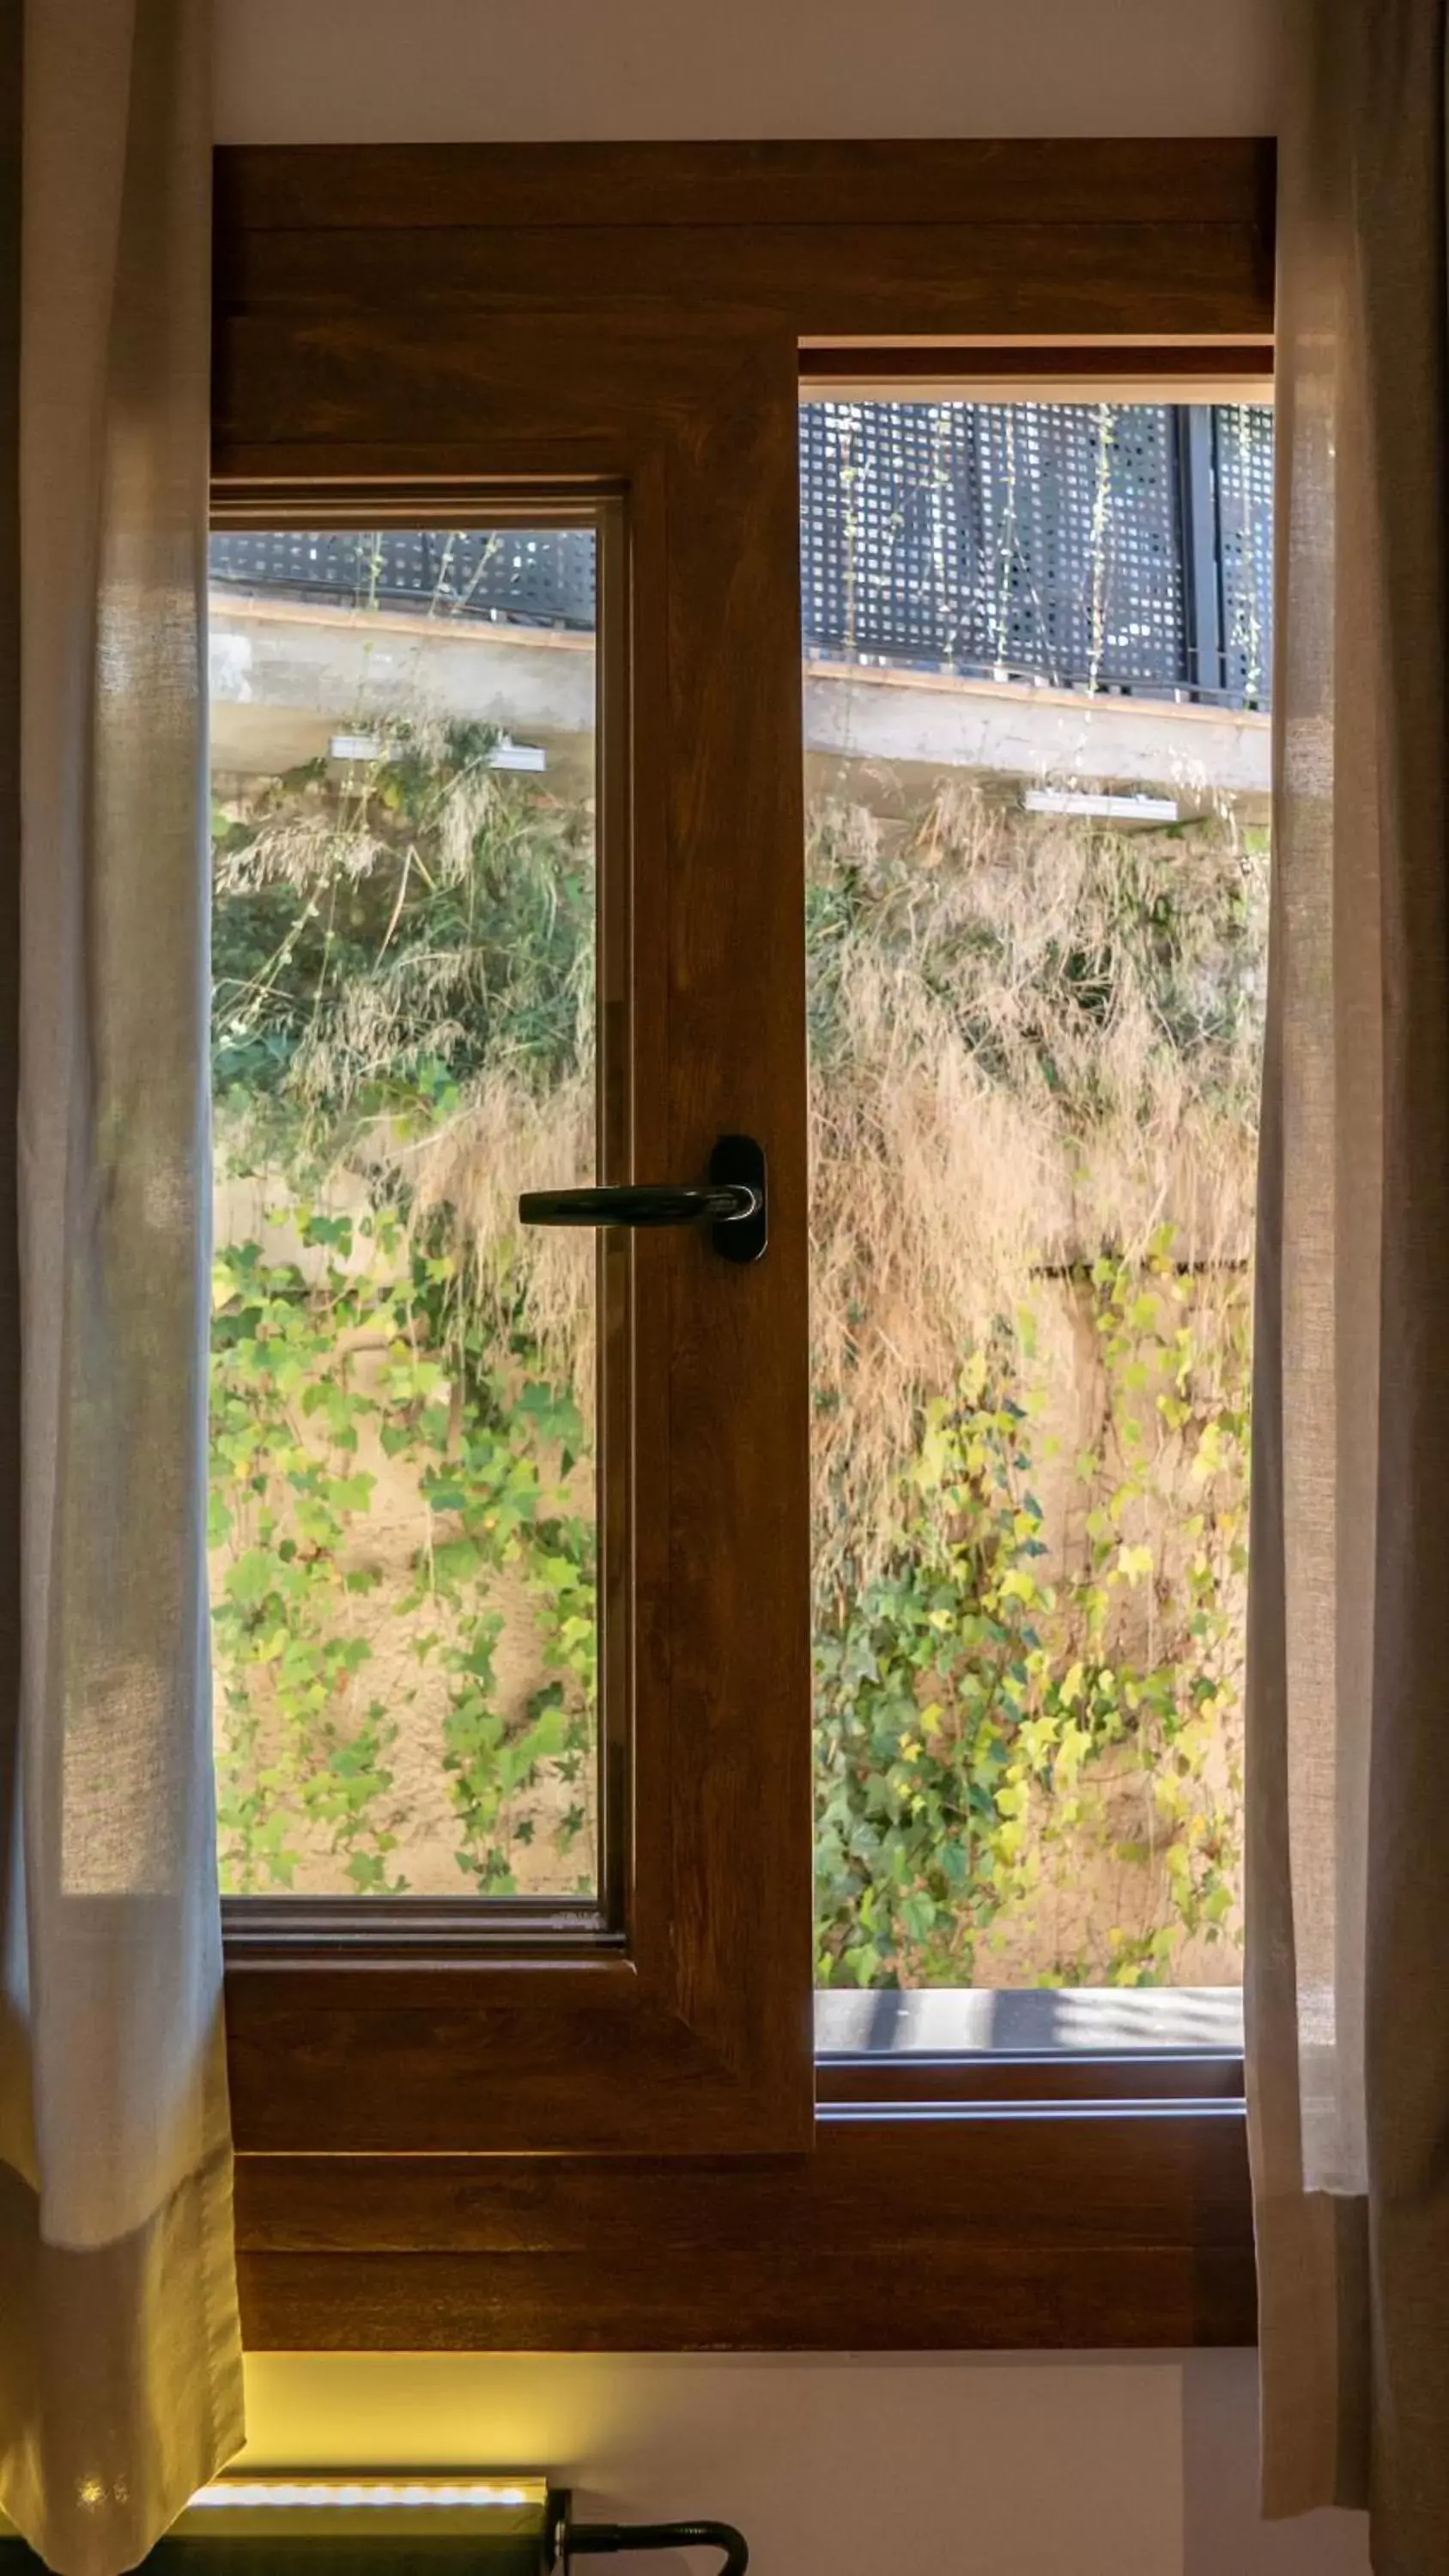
209 400 1274 714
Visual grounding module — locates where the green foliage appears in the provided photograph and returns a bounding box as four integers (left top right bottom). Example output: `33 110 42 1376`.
209 711 1256 1974
211 1217 398 1893
813 1232 1248 1987
210 710 602 1900
212 1185 1247 1966
212 717 594 1143
403 1288 596 1893
210 1206 596 1898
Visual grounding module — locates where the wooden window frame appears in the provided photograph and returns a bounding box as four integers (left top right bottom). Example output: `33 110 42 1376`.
213 319 817 2162
213 135 1273 2352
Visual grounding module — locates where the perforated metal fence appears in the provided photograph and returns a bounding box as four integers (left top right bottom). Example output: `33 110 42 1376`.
1211 405 1275 709
209 401 1274 712
207 526 600 633
799 402 1184 694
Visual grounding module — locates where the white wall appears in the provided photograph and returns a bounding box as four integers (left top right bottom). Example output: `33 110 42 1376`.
213 0 1280 145
241 2353 1365 2576
219 10 1323 2572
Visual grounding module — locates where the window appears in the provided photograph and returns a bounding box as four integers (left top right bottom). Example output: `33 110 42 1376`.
216 315 815 2160
216 137 1273 2350
210 521 606 1908
803 396 1270 2044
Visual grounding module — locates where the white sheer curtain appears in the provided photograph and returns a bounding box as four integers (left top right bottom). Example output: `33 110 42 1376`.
0 4 245 2568
1249 0 1449 2562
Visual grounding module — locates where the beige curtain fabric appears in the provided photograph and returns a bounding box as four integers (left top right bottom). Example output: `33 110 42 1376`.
1248 0 1449 2564
0 4 246 2569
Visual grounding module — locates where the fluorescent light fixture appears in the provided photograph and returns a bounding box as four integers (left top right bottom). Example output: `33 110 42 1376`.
488 738 547 773
1024 788 1179 824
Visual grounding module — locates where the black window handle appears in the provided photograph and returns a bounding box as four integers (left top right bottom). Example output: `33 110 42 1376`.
518 1133 767 1264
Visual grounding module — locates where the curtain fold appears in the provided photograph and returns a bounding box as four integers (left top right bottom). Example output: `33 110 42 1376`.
1249 0 1449 2564
0 4 246 2567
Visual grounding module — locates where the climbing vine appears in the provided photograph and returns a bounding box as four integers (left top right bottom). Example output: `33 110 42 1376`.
209 707 1261 1977
812 1232 1248 1987
210 1205 596 1896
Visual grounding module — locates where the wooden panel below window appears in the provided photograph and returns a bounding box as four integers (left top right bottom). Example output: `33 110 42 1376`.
234 2103 1256 2350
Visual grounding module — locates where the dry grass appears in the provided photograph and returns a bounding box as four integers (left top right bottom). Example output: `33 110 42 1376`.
408 1064 597 1426
806 782 1264 1575
359 782 1268 1580
238 775 1265 1589
211 767 1265 1952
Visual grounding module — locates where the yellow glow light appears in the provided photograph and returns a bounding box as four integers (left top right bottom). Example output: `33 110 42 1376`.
191 2483 534 2512
172 2472 553 2543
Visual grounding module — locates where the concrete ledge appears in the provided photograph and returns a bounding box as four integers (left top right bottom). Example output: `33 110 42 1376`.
210 596 1270 801
815 1984 1245 2054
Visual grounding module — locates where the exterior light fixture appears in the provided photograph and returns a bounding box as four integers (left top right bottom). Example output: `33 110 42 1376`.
2 2473 749 2574
326 735 546 774
1024 787 1180 824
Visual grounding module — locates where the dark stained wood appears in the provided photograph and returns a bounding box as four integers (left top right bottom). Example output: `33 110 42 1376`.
233 2105 1257 2349
239 2242 1258 2353
650 324 813 2123
215 222 1270 344
239 2107 1250 2257
215 138 1275 236
213 310 718 472
224 1971 773 2156
799 342 1274 386
214 143 1275 367
218 310 814 2161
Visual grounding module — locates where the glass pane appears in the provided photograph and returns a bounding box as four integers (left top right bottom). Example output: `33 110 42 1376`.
805 400 1270 2017
208 526 600 1899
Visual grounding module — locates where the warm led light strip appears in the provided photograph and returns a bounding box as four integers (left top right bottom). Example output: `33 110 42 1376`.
168 2471 557 2543
191 2484 536 2512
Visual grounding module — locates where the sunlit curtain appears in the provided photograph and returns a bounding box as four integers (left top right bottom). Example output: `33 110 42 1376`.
1248 0 1449 2562
0 4 245 2568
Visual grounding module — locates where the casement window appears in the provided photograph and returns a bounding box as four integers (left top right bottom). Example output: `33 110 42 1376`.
212 138 1272 2347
